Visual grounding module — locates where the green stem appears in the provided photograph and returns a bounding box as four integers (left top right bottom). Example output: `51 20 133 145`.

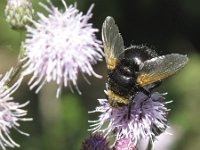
6 60 26 86
6 31 26 86
19 30 25 42
19 31 25 58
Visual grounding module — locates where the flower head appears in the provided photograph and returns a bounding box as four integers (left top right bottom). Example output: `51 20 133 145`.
5 0 34 30
22 0 103 97
89 91 170 147
81 133 110 150
0 69 31 150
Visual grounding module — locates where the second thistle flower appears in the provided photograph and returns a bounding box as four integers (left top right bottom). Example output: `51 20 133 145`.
89 91 170 148
0 69 31 150
22 0 103 97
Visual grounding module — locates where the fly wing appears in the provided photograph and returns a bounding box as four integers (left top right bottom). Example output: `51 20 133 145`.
136 54 189 86
102 16 125 70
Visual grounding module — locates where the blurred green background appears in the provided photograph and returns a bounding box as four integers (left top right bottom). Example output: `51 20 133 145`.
0 0 200 150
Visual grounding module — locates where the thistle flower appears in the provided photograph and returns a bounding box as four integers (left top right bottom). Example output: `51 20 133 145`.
22 0 103 97
0 69 31 150
81 133 110 150
5 0 34 30
89 91 170 148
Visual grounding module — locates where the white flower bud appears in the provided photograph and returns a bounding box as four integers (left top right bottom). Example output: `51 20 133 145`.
5 0 34 30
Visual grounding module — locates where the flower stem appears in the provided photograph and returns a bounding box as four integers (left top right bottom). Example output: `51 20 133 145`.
19 31 25 58
6 60 25 86
6 31 26 86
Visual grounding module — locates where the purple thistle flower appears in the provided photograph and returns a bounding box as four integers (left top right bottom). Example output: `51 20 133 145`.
0 69 31 150
89 91 170 148
81 133 110 150
22 0 103 97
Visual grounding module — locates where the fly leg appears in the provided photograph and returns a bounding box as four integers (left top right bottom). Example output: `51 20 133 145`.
138 81 162 96
127 97 133 120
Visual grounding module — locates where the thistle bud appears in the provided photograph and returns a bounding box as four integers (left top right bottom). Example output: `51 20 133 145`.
81 133 110 150
5 0 34 30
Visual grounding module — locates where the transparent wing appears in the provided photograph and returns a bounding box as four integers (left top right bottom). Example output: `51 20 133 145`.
102 16 124 70
136 54 189 86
